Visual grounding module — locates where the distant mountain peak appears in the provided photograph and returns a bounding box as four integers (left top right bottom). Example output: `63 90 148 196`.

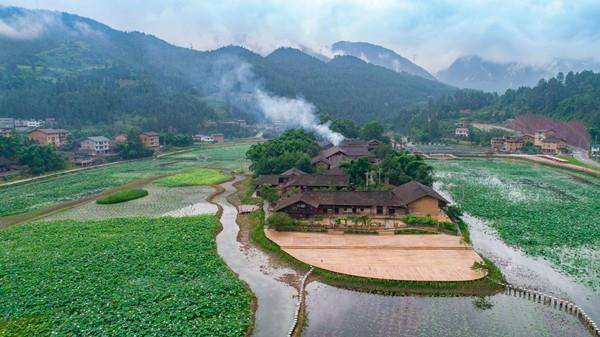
330 40 436 81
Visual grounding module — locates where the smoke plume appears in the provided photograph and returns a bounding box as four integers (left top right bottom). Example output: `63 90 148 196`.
214 56 344 145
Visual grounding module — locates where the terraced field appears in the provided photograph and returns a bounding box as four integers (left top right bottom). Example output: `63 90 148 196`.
0 216 253 336
430 158 600 290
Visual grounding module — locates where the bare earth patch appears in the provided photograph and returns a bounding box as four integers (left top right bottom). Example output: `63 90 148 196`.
266 230 486 282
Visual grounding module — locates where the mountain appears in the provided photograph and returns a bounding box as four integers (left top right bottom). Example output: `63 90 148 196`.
0 7 455 131
437 55 600 93
436 55 549 93
331 41 437 81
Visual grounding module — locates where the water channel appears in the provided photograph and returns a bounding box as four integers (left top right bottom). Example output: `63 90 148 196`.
214 176 299 337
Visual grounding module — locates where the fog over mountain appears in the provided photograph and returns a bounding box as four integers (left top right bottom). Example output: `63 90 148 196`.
437 55 600 93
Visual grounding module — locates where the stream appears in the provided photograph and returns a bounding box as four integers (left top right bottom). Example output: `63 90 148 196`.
214 176 300 337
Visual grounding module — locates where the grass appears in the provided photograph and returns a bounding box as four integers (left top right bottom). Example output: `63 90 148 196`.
154 168 231 187
0 216 253 336
431 158 600 290
96 188 148 204
557 154 600 171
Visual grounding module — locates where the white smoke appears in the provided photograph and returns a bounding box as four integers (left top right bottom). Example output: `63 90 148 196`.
255 89 344 145
215 57 345 145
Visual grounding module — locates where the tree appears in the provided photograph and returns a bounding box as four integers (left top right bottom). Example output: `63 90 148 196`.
259 185 279 204
246 129 319 175
340 157 372 187
379 150 434 186
330 119 360 138
18 144 67 174
267 212 296 230
360 121 386 142
0 136 22 158
116 128 153 159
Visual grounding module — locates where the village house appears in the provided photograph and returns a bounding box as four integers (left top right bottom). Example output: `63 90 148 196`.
454 127 470 138
591 144 600 158
80 136 111 155
490 134 535 153
540 135 567 154
139 131 160 150
534 129 556 146
211 133 225 143
114 134 127 143
28 128 69 147
254 168 350 195
311 139 379 170
274 181 448 220
193 134 215 143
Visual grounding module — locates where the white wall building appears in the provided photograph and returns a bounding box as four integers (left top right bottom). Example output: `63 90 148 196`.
80 136 111 155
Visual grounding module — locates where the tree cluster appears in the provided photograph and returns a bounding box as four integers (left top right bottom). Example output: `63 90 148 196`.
0 135 67 174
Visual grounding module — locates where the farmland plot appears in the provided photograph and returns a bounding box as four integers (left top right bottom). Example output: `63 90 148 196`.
430 159 600 290
0 216 253 336
46 184 216 221
0 159 199 217
166 143 254 171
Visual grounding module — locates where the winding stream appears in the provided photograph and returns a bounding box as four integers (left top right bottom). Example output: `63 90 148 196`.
214 176 299 337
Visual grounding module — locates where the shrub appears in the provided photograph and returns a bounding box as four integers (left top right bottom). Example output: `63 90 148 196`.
96 189 148 204
344 229 379 235
267 212 296 230
403 215 438 226
394 228 437 235
275 226 328 233
259 185 279 204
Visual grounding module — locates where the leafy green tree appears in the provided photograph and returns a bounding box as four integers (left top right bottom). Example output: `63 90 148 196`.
0 136 22 158
259 185 279 204
246 129 319 175
160 131 193 147
379 150 434 186
360 121 386 141
340 157 372 187
18 144 67 174
330 119 360 138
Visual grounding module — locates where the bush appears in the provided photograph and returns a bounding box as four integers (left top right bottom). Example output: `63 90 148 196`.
267 212 296 230
259 185 279 204
394 228 437 235
275 226 328 233
96 189 148 204
344 229 379 235
403 215 438 226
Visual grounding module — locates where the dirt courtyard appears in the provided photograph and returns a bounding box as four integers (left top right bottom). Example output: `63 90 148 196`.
265 230 486 282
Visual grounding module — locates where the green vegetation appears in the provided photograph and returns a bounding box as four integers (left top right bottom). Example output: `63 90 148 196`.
343 229 379 235
403 215 456 232
394 228 438 235
0 135 67 174
96 188 148 204
166 142 255 171
115 128 154 159
557 154 600 171
431 158 600 290
246 129 319 175
154 168 230 187
266 212 296 230
0 216 253 336
0 159 198 217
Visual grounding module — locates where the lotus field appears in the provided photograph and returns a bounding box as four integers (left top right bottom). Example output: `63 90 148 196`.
0 216 253 336
430 158 600 290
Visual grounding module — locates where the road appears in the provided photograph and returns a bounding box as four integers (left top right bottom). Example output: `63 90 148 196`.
572 147 600 168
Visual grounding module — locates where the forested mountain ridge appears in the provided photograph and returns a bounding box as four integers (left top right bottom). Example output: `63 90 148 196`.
0 7 455 130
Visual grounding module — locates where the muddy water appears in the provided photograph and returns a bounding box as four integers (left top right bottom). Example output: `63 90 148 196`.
434 186 600 323
303 282 591 337
214 176 299 337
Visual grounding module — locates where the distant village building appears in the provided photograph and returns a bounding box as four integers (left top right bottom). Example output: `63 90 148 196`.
114 134 127 143
310 139 378 170
211 133 225 143
80 136 111 155
139 132 160 150
254 168 350 195
28 128 69 147
193 134 215 143
454 127 470 137
540 135 567 154
590 144 600 158
534 129 556 146
1 129 12 137
0 117 15 130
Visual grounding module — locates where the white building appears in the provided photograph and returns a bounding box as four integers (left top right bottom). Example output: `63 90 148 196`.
80 136 111 155
455 127 470 137
591 144 600 158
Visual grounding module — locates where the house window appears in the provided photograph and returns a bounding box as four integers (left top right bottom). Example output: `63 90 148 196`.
389 208 396 215
376 206 383 215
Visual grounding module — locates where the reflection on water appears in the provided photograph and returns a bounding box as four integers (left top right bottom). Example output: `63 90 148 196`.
303 282 590 337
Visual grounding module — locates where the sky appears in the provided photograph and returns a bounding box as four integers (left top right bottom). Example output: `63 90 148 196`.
2 0 600 72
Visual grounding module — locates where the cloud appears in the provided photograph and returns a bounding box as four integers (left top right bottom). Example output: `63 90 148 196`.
0 9 57 39
2 0 600 71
